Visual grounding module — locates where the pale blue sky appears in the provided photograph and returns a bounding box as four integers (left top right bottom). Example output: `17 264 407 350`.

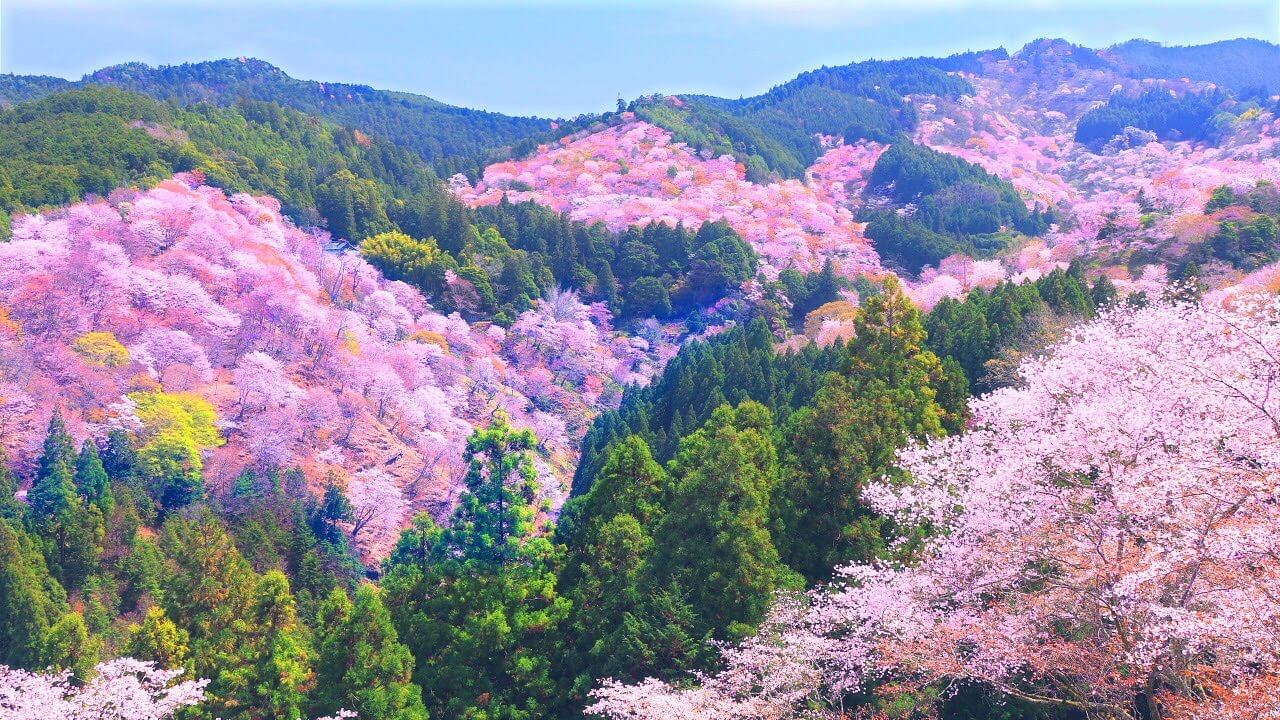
2 0 1277 118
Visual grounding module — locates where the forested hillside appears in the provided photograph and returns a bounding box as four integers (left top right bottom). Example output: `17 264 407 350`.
0 58 551 178
1 32 1279 720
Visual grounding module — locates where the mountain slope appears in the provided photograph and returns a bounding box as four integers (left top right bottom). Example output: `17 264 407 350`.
1106 38 1280 95
0 176 652 559
0 58 552 178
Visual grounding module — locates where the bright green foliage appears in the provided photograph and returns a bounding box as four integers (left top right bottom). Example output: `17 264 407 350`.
362 231 458 298
0 519 67 668
245 571 315 720
117 535 166 613
560 436 669 545
649 401 790 640
384 418 569 719
773 277 951 584
129 391 223 511
43 611 102 682
449 415 540 565
72 331 131 367
312 585 428 720
127 605 190 670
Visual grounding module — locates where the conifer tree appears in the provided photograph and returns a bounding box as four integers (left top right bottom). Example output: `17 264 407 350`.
126 605 190 670
246 571 314 720
27 412 78 525
75 438 114 515
0 520 66 668
0 447 22 523
27 412 103 590
648 401 788 640
43 611 102 682
556 437 678 704
774 276 948 584
312 586 427 720
383 418 568 719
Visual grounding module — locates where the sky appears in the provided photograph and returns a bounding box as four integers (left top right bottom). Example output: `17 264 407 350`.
1 0 1277 118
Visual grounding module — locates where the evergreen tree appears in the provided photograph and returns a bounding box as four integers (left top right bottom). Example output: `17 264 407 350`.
0 447 22 523
43 611 102 682
447 414 538 565
774 277 948 584
246 571 314 720
75 438 114 515
383 418 568 719
27 411 78 524
160 511 261 718
0 520 67 668
101 428 139 481
126 605 190 670
312 586 427 720
648 401 789 641
27 412 103 590
556 438 684 705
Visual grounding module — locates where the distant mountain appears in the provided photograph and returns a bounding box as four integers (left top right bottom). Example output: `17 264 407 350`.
620 38 1279 181
0 57 552 177
1106 38 1280 96
627 52 988 181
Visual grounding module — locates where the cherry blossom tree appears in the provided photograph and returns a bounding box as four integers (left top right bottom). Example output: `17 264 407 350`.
0 658 359 720
591 293 1280 720
0 658 208 720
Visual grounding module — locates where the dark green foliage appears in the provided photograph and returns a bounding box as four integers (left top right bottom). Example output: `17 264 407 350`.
75 439 114 515
864 210 963 274
13 58 551 178
0 433 388 719
1108 38 1280 96
1185 182 1280 271
632 54 976 179
573 317 845 495
924 265 1101 390
773 278 952 583
0 519 68 668
0 85 459 244
863 142 1050 273
383 418 569 719
471 203 756 322
558 419 784 713
556 439 680 702
26 413 105 592
0 447 23 523
648 402 790 640
312 585 428 720
1075 88 1230 146
778 261 850 324
0 73 74 106
223 468 364 619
